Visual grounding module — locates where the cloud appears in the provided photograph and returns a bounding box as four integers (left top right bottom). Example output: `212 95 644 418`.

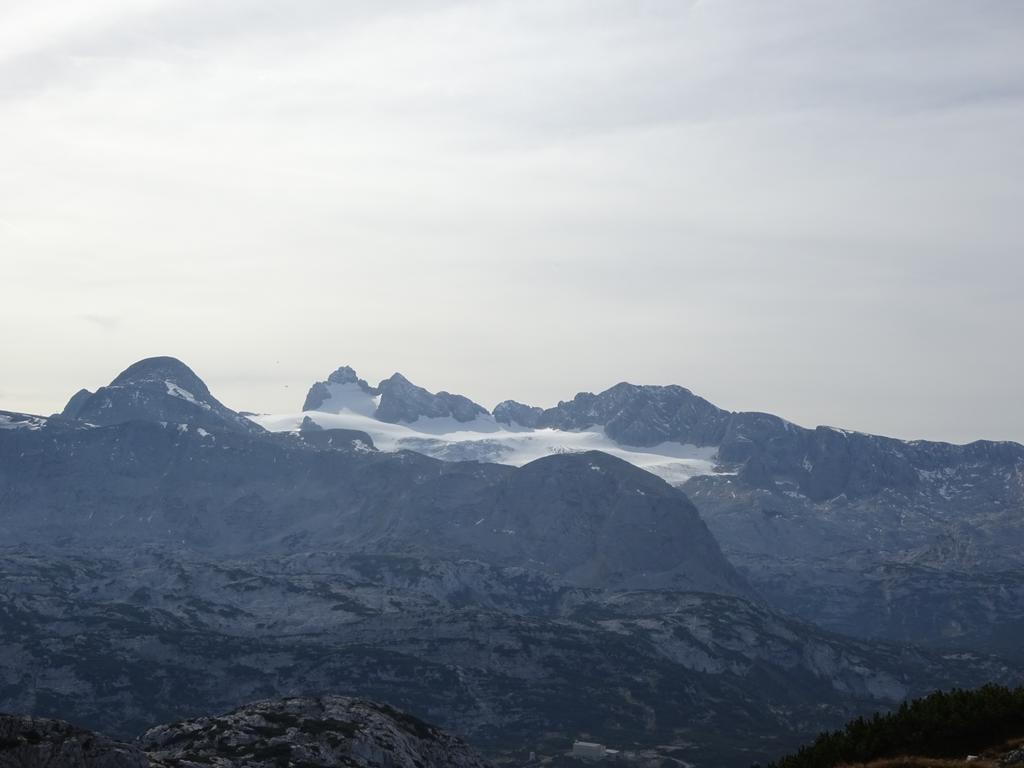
0 0 1022 443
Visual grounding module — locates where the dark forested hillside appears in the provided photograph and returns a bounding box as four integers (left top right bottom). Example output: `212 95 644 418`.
769 685 1024 768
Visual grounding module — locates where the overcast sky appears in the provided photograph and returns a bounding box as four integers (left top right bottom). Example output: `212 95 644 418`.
2 0 1023 444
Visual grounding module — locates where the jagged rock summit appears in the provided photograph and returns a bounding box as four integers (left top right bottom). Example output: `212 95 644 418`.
302 366 488 424
65 356 264 435
302 365 377 413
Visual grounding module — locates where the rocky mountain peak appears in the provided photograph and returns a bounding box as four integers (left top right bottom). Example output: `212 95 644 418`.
381 371 413 386
326 365 374 390
303 366 378 412
373 372 488 424
109 355 210 394
68 356 264 435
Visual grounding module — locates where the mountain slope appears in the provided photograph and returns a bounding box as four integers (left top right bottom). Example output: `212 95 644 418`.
449 450 750 594
0 713 148 768
768 685 1024 768
0 547 1018 768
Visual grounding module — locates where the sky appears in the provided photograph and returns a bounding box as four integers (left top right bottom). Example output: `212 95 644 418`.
2 0 1023 444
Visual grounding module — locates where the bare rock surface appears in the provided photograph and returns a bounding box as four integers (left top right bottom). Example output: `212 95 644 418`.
0 698 491 768
141 696 491 768
0 714 148 768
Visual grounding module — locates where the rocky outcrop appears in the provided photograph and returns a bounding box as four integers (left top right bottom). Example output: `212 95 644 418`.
0 698 490 768
299 415 324 432
0 714 148 768
492 400 542 428
1002 747 1024 765
141 696 491 768
296 426 376 452
67 357 263 435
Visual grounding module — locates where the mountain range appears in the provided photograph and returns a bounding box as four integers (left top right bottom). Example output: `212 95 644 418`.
1 356 1022 767
258 363 1024 657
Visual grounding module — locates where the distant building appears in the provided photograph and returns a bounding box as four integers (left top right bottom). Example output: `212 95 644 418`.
573 741 607 760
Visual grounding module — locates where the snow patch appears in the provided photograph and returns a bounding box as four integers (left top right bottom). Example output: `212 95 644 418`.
165 381 211 410
0 413 46 430
315 382 379 417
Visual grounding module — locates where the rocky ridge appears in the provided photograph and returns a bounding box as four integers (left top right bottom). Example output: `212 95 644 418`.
142 696 490 768
0 713 147 768
0 697 490 768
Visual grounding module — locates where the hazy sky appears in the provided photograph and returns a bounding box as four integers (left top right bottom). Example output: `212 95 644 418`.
2 0 1023 444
